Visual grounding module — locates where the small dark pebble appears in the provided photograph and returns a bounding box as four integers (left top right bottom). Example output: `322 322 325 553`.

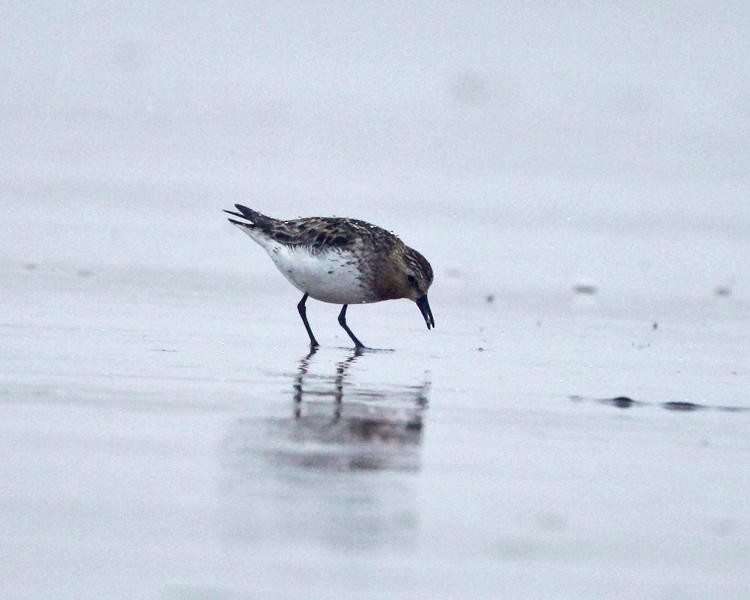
573 283 597 295
652 322 658 330
662 401 703 412
714 286 731 297
606 396 637 409
486 294 495 303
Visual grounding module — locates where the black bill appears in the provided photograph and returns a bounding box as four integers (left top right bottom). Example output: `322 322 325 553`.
416 294 435 330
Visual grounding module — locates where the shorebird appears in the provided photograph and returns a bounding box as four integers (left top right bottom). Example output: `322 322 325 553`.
224 204 434 349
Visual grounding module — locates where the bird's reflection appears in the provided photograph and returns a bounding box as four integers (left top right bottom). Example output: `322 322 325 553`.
221 348 430 550
282 346 428 471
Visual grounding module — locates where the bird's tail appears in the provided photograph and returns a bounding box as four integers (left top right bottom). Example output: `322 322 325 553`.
223 204 272 229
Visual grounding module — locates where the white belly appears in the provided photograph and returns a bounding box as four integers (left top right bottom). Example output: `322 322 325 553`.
266 244 370 304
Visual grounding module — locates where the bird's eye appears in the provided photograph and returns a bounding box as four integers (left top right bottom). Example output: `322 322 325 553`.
407 274 417 285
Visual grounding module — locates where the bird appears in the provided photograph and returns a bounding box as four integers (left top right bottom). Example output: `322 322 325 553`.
224 204 434 349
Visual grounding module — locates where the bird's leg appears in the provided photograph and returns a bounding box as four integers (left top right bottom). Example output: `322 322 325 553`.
297 293 320 348
337 304 366 349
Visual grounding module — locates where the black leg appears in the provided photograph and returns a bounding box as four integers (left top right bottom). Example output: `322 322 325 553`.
337 304 366 349
297 293 319 348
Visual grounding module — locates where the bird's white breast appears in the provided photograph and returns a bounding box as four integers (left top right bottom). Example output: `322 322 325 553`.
266 243 370 304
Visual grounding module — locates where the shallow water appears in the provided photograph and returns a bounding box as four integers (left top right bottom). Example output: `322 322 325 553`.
2 260 749 599
3 3 750 598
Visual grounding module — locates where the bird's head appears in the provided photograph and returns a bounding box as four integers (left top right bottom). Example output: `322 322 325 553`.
377 245 435 329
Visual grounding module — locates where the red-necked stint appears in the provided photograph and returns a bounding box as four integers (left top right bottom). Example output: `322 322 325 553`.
224 204 434 349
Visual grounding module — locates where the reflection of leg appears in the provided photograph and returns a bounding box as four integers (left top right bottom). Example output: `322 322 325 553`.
297 293 319 348
295 346 360 419
333 347 363 407
294 346 318 415
337 305 366 349
334 361 344 405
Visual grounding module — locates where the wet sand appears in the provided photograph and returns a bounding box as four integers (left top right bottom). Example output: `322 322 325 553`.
3 3 750 598
2 252 749 599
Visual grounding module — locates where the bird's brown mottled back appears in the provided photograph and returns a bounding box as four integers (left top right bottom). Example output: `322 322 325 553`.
261 217 401 256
